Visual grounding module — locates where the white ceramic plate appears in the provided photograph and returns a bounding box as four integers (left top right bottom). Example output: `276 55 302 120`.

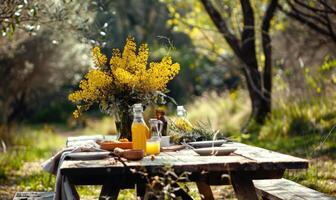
193 147 236 156
188 140 226 148
67 152 110 160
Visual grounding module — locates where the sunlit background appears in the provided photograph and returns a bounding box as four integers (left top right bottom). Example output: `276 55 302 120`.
0 0 335 199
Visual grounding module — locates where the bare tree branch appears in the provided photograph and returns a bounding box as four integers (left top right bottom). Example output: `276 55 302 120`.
200 0 241 57
239 0 258 67
287 0 329 27
262 0 278 105
293 0 334 13
279 0 336 44
318 0 336 13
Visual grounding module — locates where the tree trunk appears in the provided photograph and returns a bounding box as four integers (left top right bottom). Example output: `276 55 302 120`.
241 60 271 124
250 91 270 123
200 0 277 125
241 55 271 124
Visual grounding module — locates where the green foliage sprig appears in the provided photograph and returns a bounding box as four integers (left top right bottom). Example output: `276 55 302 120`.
170 120 225 143
131 166 191 200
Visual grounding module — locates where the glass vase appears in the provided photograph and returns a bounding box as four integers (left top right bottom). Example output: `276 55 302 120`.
115 108 133 141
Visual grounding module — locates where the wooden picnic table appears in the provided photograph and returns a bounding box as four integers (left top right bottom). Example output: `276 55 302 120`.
60 142 308 200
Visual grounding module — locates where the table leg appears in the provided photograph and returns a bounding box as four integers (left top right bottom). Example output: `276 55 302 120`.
230 172 258 200
68 181 80 200
196 182 215 200
136 183 146 200
99 182 120 200
62 176 80 200
172 183 193 200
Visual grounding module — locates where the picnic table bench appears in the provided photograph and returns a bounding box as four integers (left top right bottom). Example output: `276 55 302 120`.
254 178 335 200
60 142 310 200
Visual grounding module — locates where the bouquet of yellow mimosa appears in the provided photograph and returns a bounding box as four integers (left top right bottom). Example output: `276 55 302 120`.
68 37 180 140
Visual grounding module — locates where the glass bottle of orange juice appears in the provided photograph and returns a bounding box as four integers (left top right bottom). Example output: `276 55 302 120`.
131 103 149 153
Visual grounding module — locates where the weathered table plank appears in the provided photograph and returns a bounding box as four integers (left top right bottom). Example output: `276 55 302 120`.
61 149 307 175
227 143 308 163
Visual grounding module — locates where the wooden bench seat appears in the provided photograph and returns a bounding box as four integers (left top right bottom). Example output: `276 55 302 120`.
253 178 335 200
13 192 54 200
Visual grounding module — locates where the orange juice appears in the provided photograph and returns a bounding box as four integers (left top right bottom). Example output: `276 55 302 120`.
132 123 149 152
146 141 160 155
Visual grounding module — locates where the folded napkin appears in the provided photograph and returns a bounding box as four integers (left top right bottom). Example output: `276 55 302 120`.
66 135 117 148
42 141 107 200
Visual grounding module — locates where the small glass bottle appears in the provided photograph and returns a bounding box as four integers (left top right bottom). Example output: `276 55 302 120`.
156 109 168 136
175 105 193 132
131 104 149 152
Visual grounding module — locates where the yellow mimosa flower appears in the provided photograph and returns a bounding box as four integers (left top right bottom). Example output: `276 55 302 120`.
69 37 180 117
92 47 107 69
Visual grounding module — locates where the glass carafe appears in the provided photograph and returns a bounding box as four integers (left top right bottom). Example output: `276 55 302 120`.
175 105 193 132
146 119 163 155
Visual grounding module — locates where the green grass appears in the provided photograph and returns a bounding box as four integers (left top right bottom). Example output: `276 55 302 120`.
18 172 55 191
0 125 65 199
0 126 65 169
